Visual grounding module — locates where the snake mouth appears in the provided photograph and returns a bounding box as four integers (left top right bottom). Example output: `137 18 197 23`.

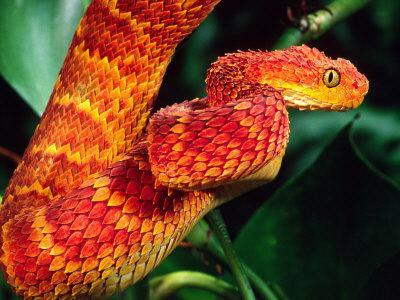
282 89 358 111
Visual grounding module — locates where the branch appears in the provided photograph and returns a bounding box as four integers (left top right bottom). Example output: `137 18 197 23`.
148 271 240 300
0 145 21 165
206 209 256 300
274 0 371 49
186 220 284 300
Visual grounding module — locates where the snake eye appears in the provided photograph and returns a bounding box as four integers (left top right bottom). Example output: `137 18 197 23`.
323 68 340 88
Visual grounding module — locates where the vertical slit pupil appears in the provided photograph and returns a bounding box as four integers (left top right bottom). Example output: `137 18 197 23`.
328 71 334 83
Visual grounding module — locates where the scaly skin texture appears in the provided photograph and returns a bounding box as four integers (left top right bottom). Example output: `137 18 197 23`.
0 0 368 299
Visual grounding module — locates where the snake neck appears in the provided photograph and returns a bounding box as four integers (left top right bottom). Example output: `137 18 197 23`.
213 154 284 205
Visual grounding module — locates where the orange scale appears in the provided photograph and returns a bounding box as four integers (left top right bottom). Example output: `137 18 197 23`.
49 256 66 272
60 198 78 211
13 248 27 263
128 232 141 247
70 214 90 231
113 230 129 246
140 219 153 234
237 161 251 173
66 231 84 246
263 117 274 128
39 234 55 250
31 215 46 228
220 121 239 133
165 151 180 162
163 210 174 224
226 149 241 160
241 151 257 162
115 214 131 230
255 141 268 152
206 116 226 127
54 225 71 240
140 185 155 201
102 208 121 225
14 263 26 278
51 270 67 285
179 131 197 142
46 209 61 220
77 187 96 200
25 242 41 258
213 133 232 145
128 216 141 233
24 258 38 273
208 157 224 167
241 139 256 151
176 155 194 167
123 196 141 214
108 191 126 206
114 244 128 259
80 240 99 259
28 229 44 242
198 127 218 139
83 270 100 285
92 187 111 202
36 267 52 281
188 120 205 131
82 257 99 273
204 167 222 178
97 225 115 243
139 201 154 219
233 127 249 138
215 107 232 116
264 106 276 117
152 205 164 220
24 272 37 286
164 133 179 144
84 221 102 239
55 283 70 296
38 280 52 294
110 177 128 191
99 256 114 271
73 199 93 214
228 110 247 122
126 181 141 197
97 242 114 259
110 166 126 177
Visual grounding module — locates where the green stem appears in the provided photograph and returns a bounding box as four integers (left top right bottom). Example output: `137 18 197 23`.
187 220 283 300
206 209 256 300
148 271 240 300
273 0 371 49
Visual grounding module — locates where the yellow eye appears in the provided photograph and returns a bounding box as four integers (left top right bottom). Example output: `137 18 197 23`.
323 68 340 88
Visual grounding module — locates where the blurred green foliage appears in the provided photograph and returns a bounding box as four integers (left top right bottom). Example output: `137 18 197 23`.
0 0 399 299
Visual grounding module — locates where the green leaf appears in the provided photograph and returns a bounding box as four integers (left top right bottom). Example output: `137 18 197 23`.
235 120 400 300
0 0 86 115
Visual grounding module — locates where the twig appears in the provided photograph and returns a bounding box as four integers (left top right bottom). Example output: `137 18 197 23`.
0 146 21 165
206 209 256 300
186 219 283 300
274 0 371 49
148 271 240 300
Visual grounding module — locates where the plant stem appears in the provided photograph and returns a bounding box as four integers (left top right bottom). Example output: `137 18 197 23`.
206 209 256 300
273 0 371 49
148 271 240 300
186 220 283 300
0 145 21 165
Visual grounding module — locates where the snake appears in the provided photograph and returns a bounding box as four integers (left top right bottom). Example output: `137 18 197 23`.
0 0 369 299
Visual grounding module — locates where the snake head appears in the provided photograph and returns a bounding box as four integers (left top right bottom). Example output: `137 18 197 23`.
257 45 369 111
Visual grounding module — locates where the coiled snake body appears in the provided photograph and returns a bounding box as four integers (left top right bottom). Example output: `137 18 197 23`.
0 0 368 298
